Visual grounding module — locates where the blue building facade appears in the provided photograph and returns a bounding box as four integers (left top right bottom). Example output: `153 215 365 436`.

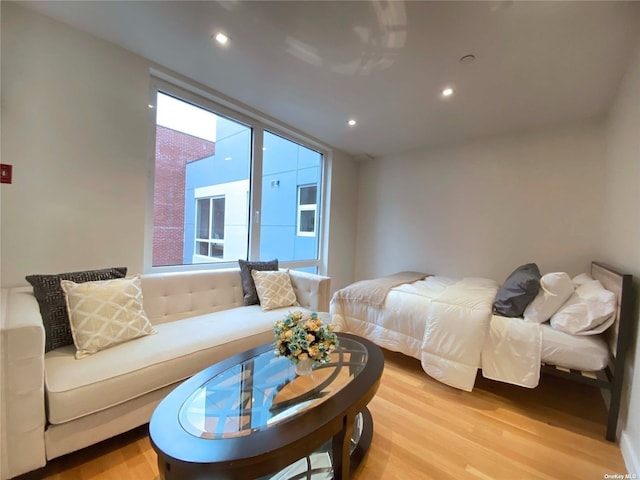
184 120 321 265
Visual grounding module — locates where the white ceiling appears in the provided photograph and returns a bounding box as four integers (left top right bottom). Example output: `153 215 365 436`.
18 1 640 158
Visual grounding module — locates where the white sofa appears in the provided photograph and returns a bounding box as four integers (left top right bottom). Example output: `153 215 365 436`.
0 267 330 479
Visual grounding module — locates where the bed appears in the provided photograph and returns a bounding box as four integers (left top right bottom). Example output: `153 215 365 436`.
330 262 632 441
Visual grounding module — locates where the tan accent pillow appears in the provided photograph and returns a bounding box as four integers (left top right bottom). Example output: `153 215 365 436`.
61 275 156 359
251 269 299 311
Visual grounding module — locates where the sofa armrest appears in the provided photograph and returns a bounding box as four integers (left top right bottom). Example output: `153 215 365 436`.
288 271 331 312
1 288 47 479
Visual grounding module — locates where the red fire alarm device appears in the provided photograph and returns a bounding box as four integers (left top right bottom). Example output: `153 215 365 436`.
1 164 12 184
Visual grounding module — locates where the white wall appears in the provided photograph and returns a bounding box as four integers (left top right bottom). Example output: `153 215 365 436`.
603 36 640 473
325 149 359 293
0 3 360 290
355 121 607 282
1 2 151 286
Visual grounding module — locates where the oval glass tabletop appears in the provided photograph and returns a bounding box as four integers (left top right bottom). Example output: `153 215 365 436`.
178 337 368 439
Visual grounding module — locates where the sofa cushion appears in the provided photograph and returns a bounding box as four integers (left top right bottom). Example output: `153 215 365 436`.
26 267 128 352
252 269 299 311
44 305 312 425
238 259 278 305
61 275 156 359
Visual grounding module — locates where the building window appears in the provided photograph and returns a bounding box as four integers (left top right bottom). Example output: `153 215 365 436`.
297 185 317 237
148 78 326 274
195 196 226 259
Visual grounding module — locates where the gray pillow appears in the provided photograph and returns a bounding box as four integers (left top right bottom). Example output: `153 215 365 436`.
238 259 278 305
26 267 128 352
493 263 541 317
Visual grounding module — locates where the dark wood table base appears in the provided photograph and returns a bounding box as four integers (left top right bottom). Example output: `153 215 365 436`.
158 408 373 480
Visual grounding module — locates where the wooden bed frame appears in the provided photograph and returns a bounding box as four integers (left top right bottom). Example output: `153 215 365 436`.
540 262 633 441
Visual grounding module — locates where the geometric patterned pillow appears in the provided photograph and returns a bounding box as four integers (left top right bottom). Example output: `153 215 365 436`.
251 269 299 311
26 267 128 352
61 275 156 359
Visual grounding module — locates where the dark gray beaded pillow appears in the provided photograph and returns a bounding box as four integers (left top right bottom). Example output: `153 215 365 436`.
26 267 128 352
238 259 278 305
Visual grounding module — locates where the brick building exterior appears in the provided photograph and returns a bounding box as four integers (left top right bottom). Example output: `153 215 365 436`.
153 126 215 266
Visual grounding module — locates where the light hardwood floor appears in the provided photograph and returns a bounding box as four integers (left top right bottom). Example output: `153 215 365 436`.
34 350 627 480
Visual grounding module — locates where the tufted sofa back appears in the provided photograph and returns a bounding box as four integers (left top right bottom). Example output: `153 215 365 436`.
141 269 244 325
141 268 330 325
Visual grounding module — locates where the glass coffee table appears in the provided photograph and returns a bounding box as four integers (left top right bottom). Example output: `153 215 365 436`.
149 332 384 480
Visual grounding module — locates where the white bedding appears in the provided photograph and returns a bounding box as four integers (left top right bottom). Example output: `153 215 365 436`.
481 314 541 388
420 277 501 391
331 276 610 391
540 322 608 371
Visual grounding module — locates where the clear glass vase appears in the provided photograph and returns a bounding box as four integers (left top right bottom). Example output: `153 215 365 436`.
295 358 314 376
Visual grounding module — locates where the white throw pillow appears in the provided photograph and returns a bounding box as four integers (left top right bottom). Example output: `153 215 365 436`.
572 273 593 287
550 279 616 335
523 272 574 323
251 269 299 311
61 275 156 359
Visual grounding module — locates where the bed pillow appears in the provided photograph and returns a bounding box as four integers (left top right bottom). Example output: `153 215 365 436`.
550 279 616 335
493 263 541 317
238 259 279 305
523 272 574 323
251 269 299 311
572 273 593 287
26 266 128 352
61 275 156 359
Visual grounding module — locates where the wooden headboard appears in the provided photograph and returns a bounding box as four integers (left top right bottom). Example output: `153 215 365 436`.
591 262 633 361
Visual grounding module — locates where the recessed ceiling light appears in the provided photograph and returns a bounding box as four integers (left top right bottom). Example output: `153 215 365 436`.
262 147 267 151
224 156 232 161
441 87 454 97
347 119 357 126
214 32 229 45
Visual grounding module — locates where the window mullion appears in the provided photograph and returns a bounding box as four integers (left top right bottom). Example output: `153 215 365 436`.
208 197 214 256
249 127 264 261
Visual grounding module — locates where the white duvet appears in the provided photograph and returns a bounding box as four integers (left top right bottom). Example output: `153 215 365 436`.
330 276 542 391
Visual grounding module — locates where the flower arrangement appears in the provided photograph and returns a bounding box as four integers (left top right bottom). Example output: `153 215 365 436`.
274 311 338 364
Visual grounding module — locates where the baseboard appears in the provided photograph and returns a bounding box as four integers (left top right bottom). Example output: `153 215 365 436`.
621 430 640 475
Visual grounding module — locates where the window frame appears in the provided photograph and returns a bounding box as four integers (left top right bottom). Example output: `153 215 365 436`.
145 74 329 275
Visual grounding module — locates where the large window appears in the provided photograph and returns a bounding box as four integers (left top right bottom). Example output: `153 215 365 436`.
148 79 325 273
